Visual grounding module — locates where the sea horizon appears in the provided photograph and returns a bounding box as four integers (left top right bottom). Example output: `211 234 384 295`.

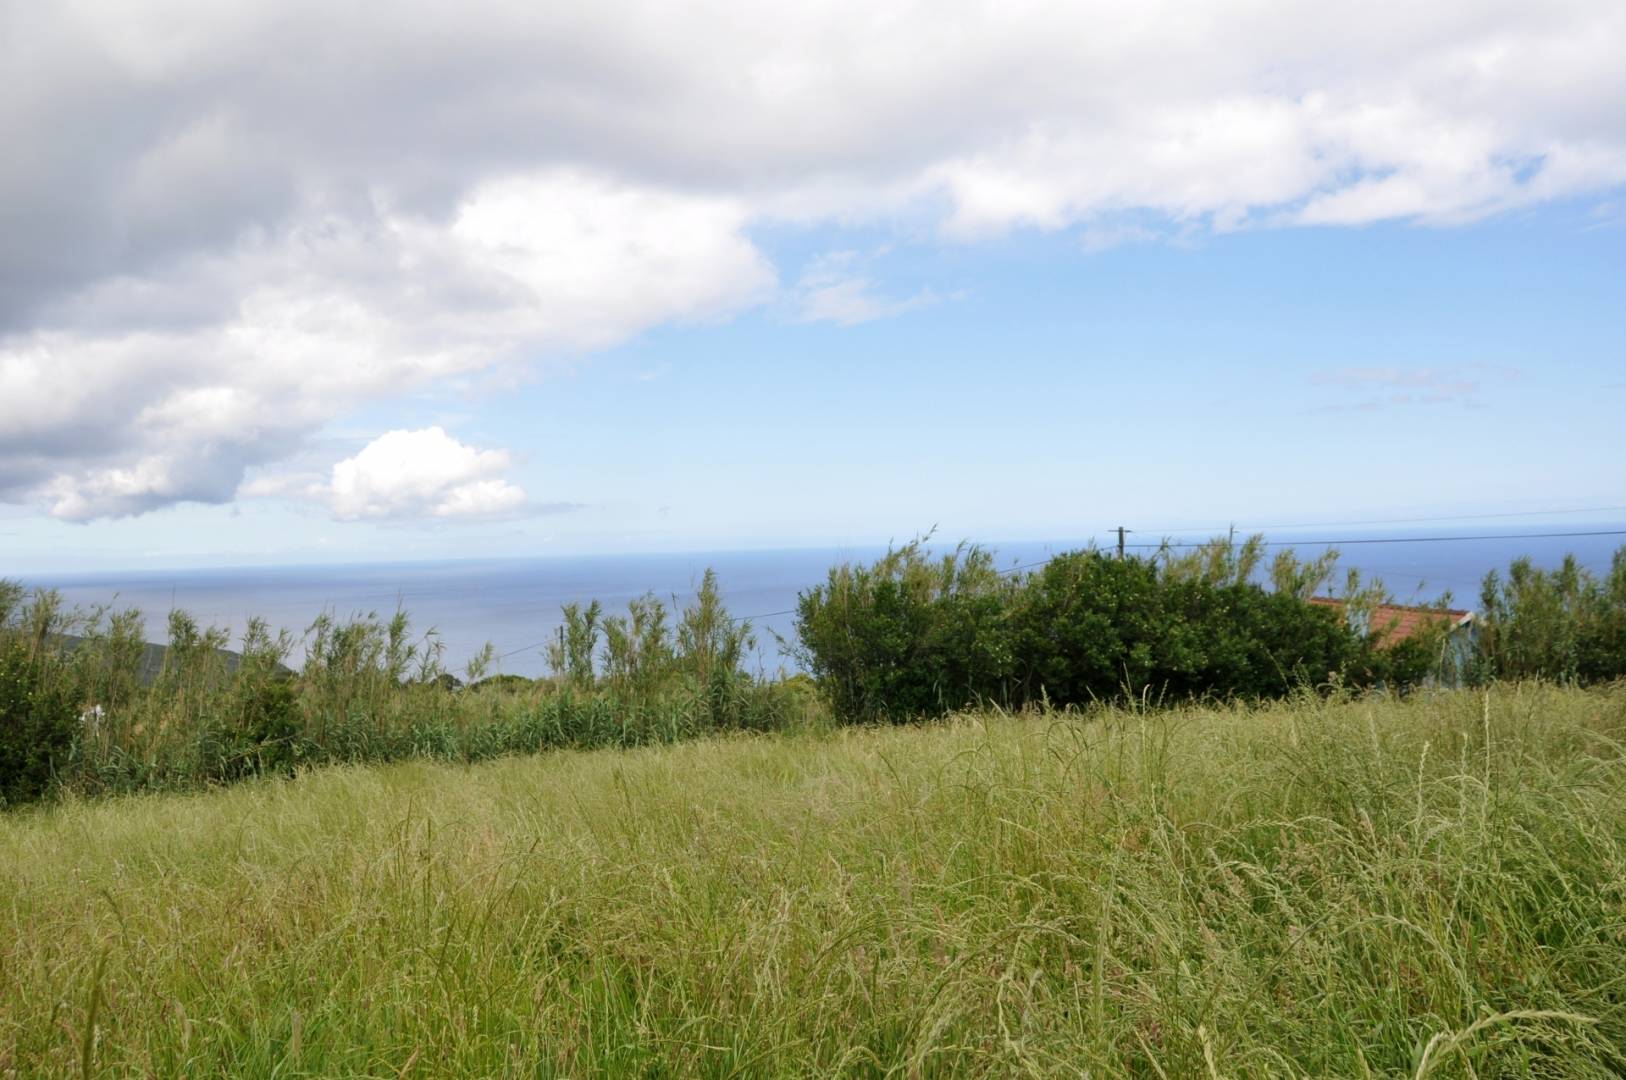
17 524 1626 678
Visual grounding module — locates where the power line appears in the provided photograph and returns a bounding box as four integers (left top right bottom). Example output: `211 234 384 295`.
493 605 803 663
1130 504 1626 536
493 639 550 662
1124 529 1626 549
485 527 1626 663
490 558 1079 662
998 559 1052 576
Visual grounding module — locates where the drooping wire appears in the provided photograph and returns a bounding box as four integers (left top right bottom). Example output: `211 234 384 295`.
487 525 1626 662
1127 505 1626 536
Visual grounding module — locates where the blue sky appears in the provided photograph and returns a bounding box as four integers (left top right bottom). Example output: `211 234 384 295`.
2 2 1623 572
8 204 1622 572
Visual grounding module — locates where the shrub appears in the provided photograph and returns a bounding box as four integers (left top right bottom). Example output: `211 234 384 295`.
1007 553 1366 705
797 539 1404 724
218 677 302 781
1150 578 1359 699
794 541 1019 723
0 636 79 806
1005 551 1165 705
1478 548 1626 683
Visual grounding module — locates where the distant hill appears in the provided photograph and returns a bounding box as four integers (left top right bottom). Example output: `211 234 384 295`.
51 634 285 686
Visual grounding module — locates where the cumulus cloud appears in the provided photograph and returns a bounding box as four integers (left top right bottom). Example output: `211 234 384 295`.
0 171 771 519
1 1 1623 517
319 427 525 521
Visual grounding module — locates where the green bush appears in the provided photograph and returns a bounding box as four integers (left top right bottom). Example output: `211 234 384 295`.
793 541 1020 723
222 677 302 781
0 637 79 806
797 540 1409 724
1008 553 1375 705
1478 548 1626 683
1005 550 1165 706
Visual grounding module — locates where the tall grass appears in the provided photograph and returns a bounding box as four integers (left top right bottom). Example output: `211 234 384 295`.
3 683 1624 1076
1 570 815 804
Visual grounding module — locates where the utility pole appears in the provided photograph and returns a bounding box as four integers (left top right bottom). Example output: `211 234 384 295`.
1116 525 1129 559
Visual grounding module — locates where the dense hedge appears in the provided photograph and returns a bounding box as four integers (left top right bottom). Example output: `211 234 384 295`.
795 542 1436 724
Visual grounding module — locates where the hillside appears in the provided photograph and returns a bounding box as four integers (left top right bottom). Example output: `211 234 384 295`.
52 633 269 686
3 684 1625 1076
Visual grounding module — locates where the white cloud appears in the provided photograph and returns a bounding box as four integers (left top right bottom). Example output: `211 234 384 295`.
790 251 935 326
1 1 1623 517
320 427 526 521
0 171 771 519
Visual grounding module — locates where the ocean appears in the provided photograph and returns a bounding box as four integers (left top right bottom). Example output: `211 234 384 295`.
19 527 1626 678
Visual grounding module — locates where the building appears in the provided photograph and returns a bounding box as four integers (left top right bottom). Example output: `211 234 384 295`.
1309 597 1477 686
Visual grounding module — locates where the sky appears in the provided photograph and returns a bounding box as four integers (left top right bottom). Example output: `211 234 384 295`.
2 0 1624 572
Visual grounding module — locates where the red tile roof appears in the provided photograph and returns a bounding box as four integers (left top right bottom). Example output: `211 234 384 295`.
1309 598 1472 649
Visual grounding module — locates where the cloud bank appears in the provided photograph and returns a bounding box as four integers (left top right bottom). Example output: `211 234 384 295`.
1 171 770 519
3 0 1623 518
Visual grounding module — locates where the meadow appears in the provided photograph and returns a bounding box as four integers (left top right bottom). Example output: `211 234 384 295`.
4 682 1625 1077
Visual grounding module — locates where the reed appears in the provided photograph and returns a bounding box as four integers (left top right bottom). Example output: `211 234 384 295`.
0 570 814 805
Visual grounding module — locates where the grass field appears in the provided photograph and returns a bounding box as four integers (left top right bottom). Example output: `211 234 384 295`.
3 684 1625 1077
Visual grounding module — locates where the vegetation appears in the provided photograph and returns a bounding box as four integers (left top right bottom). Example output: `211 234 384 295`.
1476 548 1626 684
3 540 1625 1073
3 684 1624 1076
0 571 813 807
794 536 1448 724
0 635 79 806
2 539 1622 806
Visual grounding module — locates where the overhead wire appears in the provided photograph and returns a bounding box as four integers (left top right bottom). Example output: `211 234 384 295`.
1125 504 1626 537
486 524 1626 662
1122 529 1626 549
